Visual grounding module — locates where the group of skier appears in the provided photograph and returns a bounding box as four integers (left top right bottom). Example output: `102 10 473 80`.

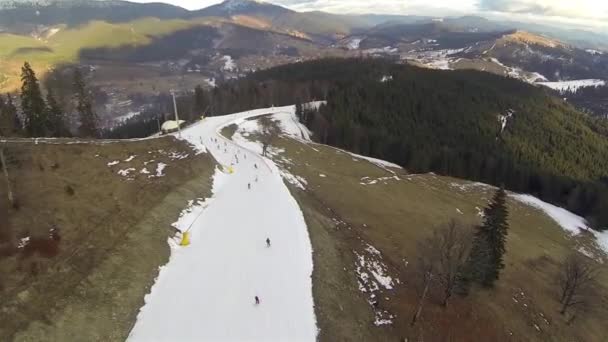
212 137 272 306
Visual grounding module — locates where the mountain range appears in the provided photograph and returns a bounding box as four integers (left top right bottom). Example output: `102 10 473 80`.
1 0 608 118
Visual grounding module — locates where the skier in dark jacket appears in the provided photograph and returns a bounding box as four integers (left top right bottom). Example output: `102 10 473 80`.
266 238 271 247
255 296 260 305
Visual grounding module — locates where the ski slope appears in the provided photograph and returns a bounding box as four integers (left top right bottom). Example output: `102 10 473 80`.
128 105 317 342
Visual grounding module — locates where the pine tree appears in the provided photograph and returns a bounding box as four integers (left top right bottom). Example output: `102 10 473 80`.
460 187 509 290
20 62 48 137
74 70 98 138
45 88 70 137
194 85 207 119
295 99 303 123
4 94 21 136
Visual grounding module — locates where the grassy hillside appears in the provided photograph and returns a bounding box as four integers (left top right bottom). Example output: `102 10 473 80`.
0 16 218 91
0 137 216 340
243 116 608 341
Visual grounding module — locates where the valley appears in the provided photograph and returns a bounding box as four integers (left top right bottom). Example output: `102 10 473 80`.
1 1 608 341
2 0 608 123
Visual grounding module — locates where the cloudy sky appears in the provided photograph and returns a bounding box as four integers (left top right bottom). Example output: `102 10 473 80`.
129 0 608 31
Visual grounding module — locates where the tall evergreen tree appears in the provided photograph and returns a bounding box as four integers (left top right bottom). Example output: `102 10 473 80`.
45 88 70 137
20 62 48 137
460 187 509 290
295 99 303 123
4 94 21 136
73 70 98 138
193 85 207 119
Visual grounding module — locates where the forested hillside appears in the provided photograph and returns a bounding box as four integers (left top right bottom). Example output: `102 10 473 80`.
181 59 608 231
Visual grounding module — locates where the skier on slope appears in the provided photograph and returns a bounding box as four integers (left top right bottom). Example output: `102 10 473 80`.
254 163 258 169
266 238 271 247
248 183 251 190
255 296 260 305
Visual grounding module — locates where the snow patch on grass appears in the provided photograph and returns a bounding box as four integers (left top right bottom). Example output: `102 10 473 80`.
155 163 167 177
511 194 588 234
168 151 189 160
17 236 30 249
355 243 398 326
511 193 608 256
107 160 120 166
117 168 136 177
348 153 402 170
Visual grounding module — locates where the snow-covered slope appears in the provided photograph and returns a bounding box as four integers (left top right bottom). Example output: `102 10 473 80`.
128 105 317 341
511 194 608 255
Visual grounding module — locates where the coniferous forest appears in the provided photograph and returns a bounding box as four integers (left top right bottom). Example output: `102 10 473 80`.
3 58 608 230
197 58 608 231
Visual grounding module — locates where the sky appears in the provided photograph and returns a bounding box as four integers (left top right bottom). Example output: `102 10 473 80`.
129 0 608 31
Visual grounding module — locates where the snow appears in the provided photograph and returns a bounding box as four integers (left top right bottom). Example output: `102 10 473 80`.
107 160 119 166
348 153 402 170
128 104 317 341
17 236 30 249
204 77 217 88
586 49 604 55
347 38 362 50
222 55 236 72
124 155 136 162
380 75 393 82
270 111 312 141
499 109 515 133
537 79 605 92
354 243 398 326
155 163 166 177
117 168 136 178
114 111 141 123
511 194 588 235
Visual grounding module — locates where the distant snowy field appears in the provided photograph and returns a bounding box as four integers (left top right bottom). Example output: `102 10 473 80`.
537 79 605 92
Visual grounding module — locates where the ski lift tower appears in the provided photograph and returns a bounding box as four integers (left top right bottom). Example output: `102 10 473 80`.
170 89 181 137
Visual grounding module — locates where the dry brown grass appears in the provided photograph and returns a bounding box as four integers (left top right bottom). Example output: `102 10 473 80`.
0 136 216 341
502 31 565 48
252 117 608 342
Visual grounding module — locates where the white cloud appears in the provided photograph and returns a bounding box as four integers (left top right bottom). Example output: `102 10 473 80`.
277 0 476 16
479 0 608 20
128 0 222 10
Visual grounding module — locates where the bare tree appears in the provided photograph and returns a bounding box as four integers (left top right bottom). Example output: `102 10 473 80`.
434 220 473 306
411 249 434 326
411 220 473 325
557 253 598 316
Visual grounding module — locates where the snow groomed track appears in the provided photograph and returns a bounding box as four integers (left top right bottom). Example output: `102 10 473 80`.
128 105 317 342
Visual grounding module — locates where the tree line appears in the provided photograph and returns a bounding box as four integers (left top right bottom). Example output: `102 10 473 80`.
413 188 598 326
21 57 606 231
0 62 98 138
177 58 608 232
